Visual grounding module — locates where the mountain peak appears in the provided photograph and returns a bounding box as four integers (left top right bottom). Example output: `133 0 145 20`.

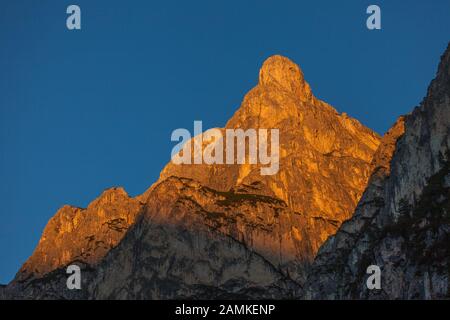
425 43 450 102
7 53 381 298
259 55 312 100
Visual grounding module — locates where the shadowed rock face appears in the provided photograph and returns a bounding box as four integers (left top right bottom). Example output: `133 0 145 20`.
19 48 450 300
88 177 303 299
91 55 379 297
305 44 450 299
88 175 354 298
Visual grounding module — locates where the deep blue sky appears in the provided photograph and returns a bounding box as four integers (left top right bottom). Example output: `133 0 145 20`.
1 0 449 283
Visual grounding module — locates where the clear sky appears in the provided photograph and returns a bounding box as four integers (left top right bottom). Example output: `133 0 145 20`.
0 0 449 284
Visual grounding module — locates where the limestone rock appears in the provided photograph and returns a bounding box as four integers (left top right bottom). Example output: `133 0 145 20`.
14 45 448 300
160 55 381 266
305 43 450 299
15 187 144 282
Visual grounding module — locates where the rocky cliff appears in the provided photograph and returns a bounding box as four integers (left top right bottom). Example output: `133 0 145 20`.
16 187 144 281
305 43 450 299
159 55 380 275
2 54 381 299
4 44 449 300
3 188 144 299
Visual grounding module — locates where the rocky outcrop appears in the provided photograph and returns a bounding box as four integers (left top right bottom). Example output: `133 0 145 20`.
88 177 303 299
2 54 381 299
15 187 144 282
305 44 450 299
7 44 448 300
86 55 380 298
3 187 144 299
161 55 380 263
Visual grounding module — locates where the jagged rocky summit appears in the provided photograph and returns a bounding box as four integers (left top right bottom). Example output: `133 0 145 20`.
2 44 449 300
3 54 379 299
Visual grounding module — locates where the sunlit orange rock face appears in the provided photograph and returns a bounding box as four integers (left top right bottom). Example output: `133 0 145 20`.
10 55 381 298
159 55 381 273
162 56 380 216
16 188 144 281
